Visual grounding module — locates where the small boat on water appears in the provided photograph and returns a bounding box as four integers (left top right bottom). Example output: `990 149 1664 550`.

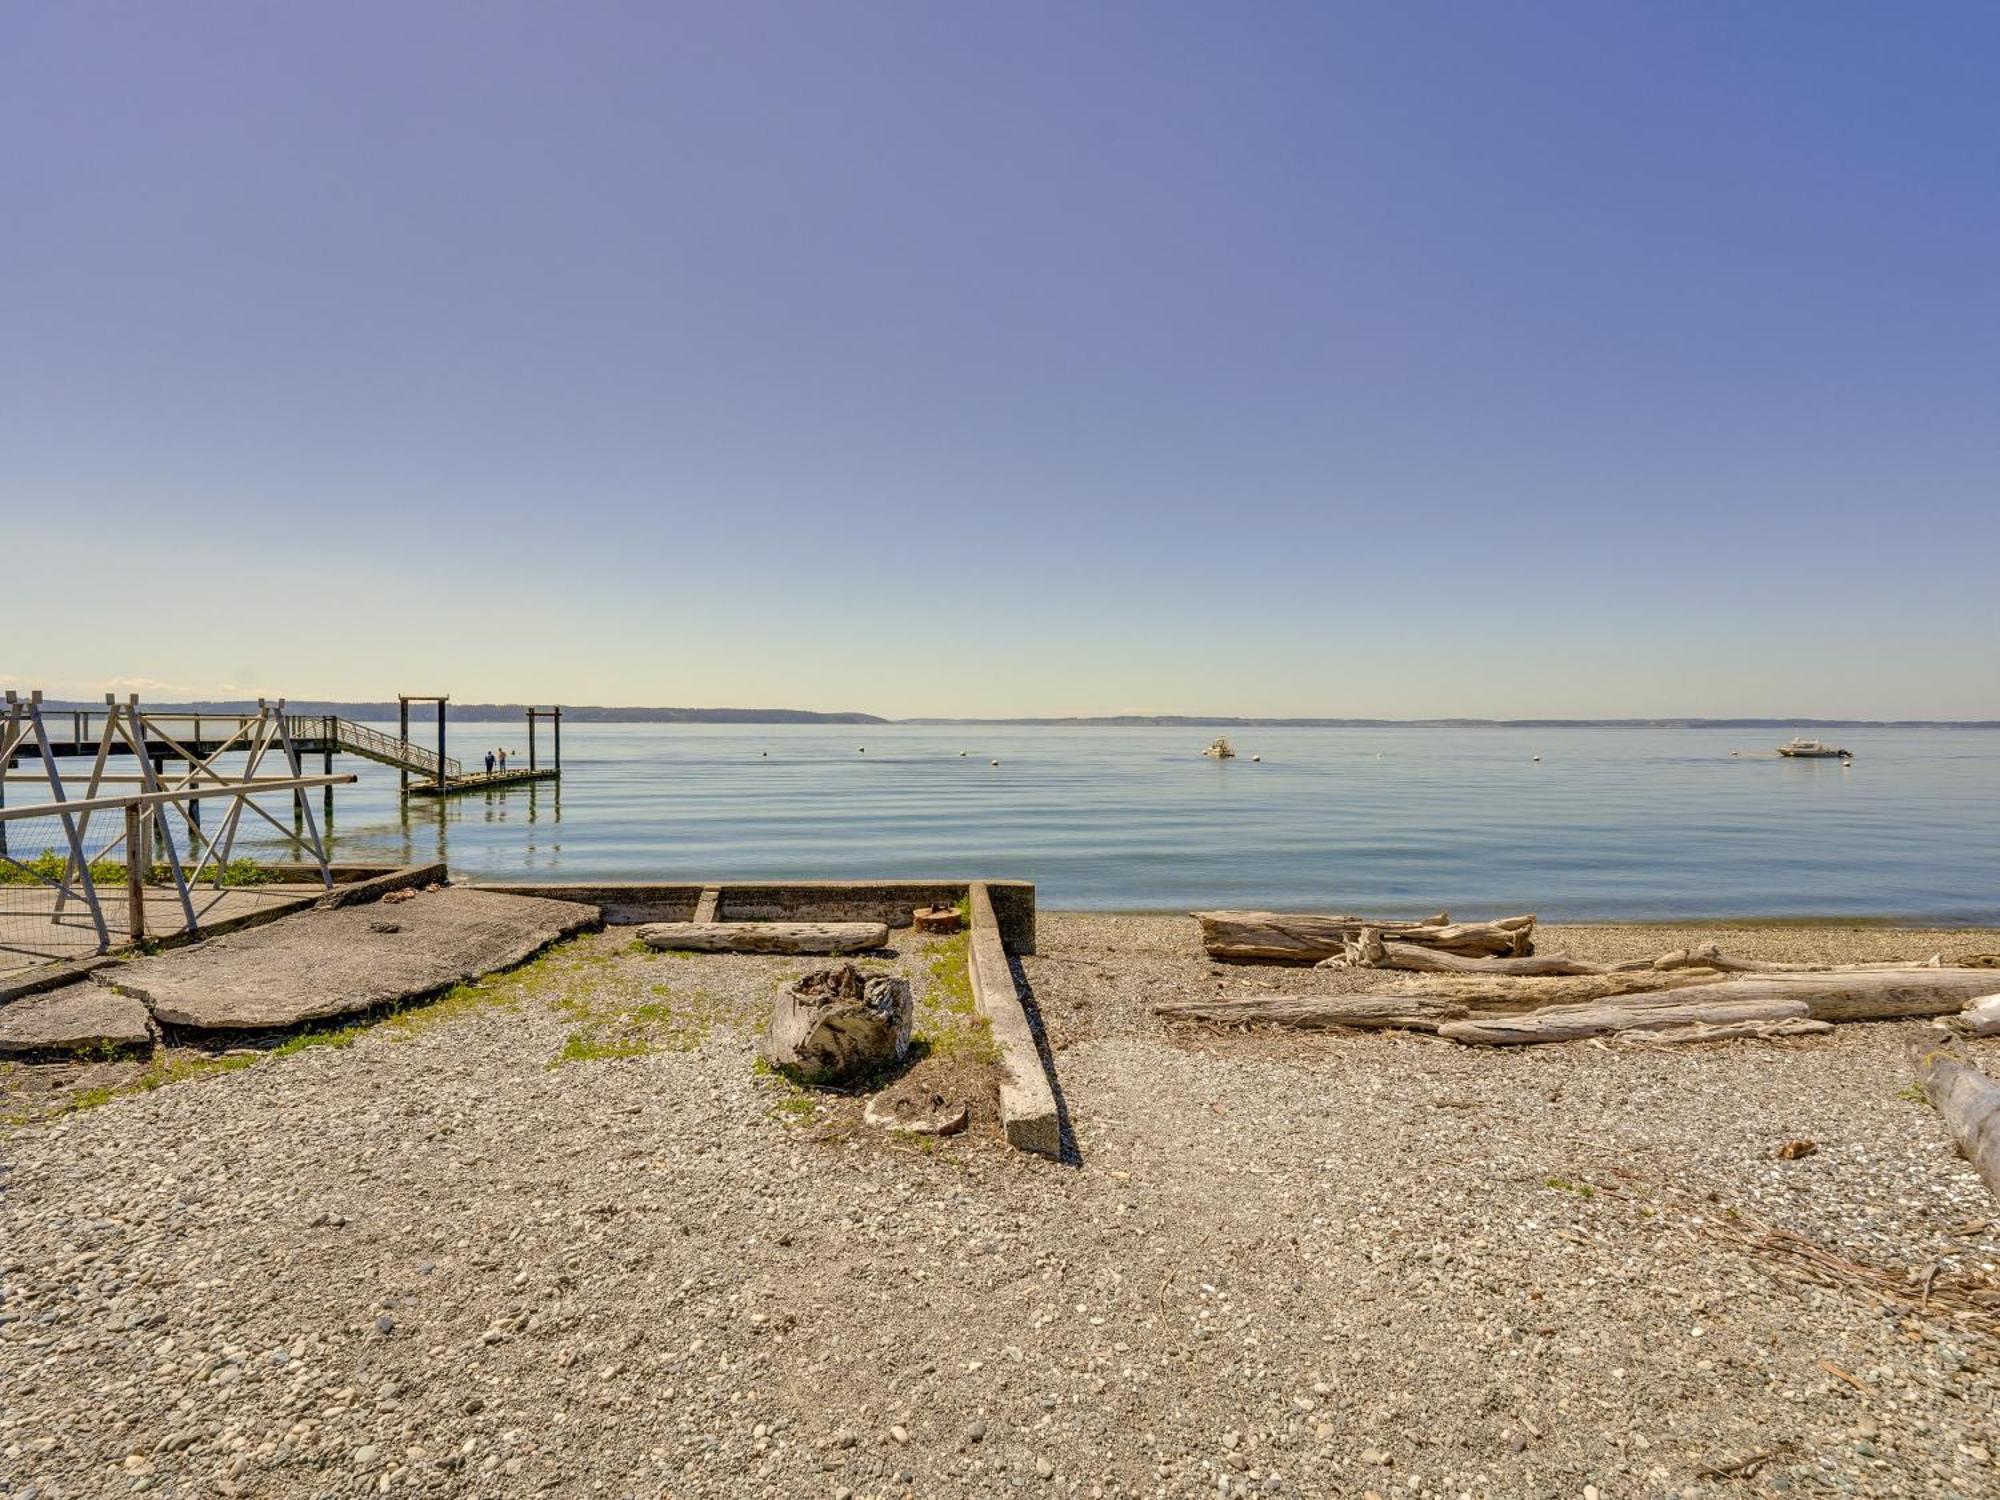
1202 736 1237 759
1777 737 1851 759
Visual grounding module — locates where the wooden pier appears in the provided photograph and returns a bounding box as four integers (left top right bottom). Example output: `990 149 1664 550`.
19 697 564 801
406 766 558 796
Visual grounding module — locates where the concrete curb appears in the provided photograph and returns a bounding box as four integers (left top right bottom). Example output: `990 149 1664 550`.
967 882 1060 1157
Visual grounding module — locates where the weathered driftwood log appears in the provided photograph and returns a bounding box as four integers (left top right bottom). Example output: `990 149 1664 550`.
761 964 913 1085
1322 930 1605 977
1680 968 1999 1022
1611 1017 1835 1046
1196 910 1532 964
1907 1040 2000 1202
1438 994 1817 1046
1624 942 1946 975
1946 994 2000 1038
1431 968 2000 1045
1378 971 1724 1008
1154 993 1471 1032
637 921 889 955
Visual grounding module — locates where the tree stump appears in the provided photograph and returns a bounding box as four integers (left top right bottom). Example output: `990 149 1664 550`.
912 906 963 935
761 964 913 1085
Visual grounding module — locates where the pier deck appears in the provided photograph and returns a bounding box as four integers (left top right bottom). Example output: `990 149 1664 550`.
406 766 559 796
19 711 560 799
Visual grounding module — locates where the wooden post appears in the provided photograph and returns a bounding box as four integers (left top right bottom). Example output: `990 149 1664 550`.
437 698 447 793
323 743 334 822
554 706 561 772
527 708 536 772
123 804 147 942
398 696 410 798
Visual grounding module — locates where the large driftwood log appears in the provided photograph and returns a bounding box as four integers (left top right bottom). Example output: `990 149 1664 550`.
1613 1017 1834 1046
637 921 889 954
1321 931 1605 977
762 964 913 1084
1907 1041 2000 1202
1626 942 1946 975
1196 910 1533 964
1378 971 1725 1007
1946 994 2000 1038
1154 994 1470 1031
1431 968 2000 1045
1437 993 1817 1046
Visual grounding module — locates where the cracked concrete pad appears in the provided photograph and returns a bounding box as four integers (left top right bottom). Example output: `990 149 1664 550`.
107 887 600 1031
0 982 154 1057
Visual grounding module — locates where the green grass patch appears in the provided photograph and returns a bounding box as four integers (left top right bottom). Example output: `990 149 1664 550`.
0 851 278 887
544 943 743 1066
1544 1176 1595 1199
914 931 1002 1066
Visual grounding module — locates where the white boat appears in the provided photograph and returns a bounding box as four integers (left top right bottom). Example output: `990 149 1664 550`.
1777 737 1851 760
1202 736 1236 759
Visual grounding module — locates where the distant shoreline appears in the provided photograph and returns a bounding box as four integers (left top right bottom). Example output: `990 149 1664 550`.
30 701 2000 729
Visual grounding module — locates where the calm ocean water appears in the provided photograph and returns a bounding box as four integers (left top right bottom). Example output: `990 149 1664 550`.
261 723 2000 921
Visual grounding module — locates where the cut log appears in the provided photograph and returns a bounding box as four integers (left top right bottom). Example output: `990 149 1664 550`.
1154 994 1470 1031
1321 932 1606 977
1196 910 1532 964
1438 993 1815 1046
1946 994 2000 1038
1907 1041 2000 1203
761 964 913 1085
637 921 888 955
911 906 964 935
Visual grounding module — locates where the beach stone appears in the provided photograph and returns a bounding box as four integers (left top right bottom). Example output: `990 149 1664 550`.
105 888 599 1030
0 982 153 1057
862 1088 969 1136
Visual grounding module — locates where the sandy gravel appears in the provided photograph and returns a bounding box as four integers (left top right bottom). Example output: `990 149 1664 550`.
3 914 1998 1499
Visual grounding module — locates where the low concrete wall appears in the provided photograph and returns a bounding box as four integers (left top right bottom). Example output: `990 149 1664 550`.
472 879 1036 952
967 882 1061 1157
471 883 705 924
315 862 450 910
263 862 408 885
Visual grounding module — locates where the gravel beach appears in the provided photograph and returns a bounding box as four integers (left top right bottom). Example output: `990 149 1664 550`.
4 913 1998 1499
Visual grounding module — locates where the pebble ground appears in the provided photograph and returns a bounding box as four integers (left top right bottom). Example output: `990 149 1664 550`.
3 915 1998 1499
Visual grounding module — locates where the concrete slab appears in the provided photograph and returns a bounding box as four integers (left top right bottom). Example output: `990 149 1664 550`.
967 882 1061 1157
0 982 154 1057
106 887 600 1031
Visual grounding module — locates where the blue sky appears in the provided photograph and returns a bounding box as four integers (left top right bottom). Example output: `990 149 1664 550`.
5 2 1996 717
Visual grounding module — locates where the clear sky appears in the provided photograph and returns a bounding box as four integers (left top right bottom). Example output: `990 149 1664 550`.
5 3 1996 718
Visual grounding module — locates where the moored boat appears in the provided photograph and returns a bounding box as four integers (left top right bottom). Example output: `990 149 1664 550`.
1202 736 1236 759
1777 737 1851 759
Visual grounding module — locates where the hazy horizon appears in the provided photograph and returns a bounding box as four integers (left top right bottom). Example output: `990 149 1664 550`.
7 4 1997 719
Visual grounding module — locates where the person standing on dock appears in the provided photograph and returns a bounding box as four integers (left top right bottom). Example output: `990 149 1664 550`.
485 750 495 775
498 747 508 771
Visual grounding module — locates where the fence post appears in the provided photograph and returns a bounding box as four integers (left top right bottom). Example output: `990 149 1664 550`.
124 804 147 942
